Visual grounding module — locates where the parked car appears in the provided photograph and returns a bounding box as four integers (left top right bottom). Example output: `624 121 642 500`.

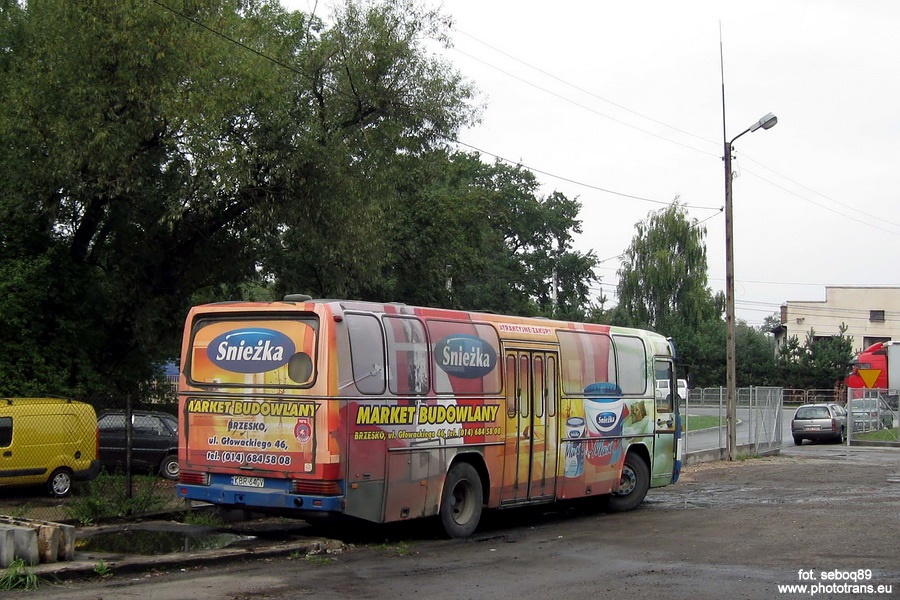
0 398 99 497
656 379 689 403
97 410 179 479
790 403 846 445
849 397 894 432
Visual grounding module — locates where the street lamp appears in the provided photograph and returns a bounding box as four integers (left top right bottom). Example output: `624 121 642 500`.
724 111 777 461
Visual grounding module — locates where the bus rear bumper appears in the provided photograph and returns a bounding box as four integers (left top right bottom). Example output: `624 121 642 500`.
177 483 343 512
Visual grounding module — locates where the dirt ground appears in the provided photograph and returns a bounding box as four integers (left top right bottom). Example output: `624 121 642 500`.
27 446 900 600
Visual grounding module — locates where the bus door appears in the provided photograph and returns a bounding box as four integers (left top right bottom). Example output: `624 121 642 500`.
501 350 559 504
651 358 678 485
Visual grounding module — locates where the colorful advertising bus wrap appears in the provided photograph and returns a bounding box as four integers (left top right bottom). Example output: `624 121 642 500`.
177 298 683 537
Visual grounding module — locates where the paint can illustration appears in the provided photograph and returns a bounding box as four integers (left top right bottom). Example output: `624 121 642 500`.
564 416 585 478
583 382 628 438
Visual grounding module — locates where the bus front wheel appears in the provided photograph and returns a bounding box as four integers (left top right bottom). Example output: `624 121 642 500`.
439 462 483 538
607 452 649 513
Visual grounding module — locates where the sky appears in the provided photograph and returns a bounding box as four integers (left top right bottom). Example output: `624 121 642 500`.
280 0 900 326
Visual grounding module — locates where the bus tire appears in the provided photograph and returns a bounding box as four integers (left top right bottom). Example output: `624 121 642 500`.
607 452 649 513
439 462 483 538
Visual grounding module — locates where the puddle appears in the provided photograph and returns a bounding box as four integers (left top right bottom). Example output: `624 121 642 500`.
77 528 255 555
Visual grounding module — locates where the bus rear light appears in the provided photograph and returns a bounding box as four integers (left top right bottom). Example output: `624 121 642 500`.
291 480 341 496
179 471 210 486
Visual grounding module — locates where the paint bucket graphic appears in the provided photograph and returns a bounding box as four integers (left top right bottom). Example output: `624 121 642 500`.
564 416 585 478
583 383 627 438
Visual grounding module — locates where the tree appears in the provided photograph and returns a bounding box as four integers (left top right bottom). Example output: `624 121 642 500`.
775 325 854 389
613 202 725 384
342 150 598 318
0 0 602 404
615 202 723 334
0 0 476 402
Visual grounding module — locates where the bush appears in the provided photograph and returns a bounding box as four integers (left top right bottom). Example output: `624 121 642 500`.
65 472 175 525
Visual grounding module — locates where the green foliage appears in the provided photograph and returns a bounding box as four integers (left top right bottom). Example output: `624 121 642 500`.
0 559 40 591
0 0 478 400
616 202 722 334
65 473 173 525
180 510 225 528
775 324 854 389
347 151 597 317
93 560 112 578
614 203 725 384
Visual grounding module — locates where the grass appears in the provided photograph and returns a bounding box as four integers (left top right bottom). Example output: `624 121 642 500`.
65 472 179 525
371 541 412 557
683 415 724 431
853 428 900 442
0 559 40 591
93 560 112 578
180 510 225 527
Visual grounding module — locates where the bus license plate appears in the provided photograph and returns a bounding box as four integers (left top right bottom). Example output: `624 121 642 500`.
232 476 264 488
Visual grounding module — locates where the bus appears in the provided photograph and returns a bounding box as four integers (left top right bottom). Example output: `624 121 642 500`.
176 296 683 537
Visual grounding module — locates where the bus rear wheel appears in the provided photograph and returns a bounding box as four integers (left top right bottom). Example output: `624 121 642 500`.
439 462 483 538
607 452 649 513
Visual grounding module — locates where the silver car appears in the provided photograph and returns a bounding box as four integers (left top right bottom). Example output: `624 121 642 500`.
849 397 894 432
791 403 846 445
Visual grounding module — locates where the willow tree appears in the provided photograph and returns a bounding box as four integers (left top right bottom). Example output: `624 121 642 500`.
612 202 724 386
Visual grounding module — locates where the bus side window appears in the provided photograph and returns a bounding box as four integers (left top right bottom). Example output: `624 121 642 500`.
654 359 674 413
519 355 530 418
506 355 517 418
346 313 386 395
546 356 557 417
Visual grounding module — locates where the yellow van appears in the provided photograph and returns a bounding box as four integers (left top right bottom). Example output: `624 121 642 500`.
0 398 100 497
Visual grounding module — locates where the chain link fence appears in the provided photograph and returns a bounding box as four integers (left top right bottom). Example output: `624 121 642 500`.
845 388 900 445
682 387 784 457
0 389 182 523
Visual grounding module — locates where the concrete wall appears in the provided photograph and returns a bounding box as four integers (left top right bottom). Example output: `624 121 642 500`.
774 286 900 353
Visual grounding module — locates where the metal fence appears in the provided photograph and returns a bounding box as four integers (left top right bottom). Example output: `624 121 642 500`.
0 395 181 523
682 387 784 457
845 388 900 444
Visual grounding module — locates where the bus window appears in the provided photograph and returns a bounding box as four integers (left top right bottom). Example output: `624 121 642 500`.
519 354 530 417
345 313 386 395
613 335 648 395
505 355 517 417
426 320 501 395
533 355 544 418
546 356 557 417
654 359 674 412
288 352 313 383
556 331 615 395
383 316 429 395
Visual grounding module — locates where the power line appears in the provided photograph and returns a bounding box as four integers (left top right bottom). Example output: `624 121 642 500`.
154 0 719 214
451 45 720 158
454 27 719 148
739 153 900 230
453 140 720 210
453 22 900 241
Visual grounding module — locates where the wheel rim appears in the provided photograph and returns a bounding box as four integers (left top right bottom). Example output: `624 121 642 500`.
615 464 636 496
52 472 71 496
449 478 475 524
164 458 179 478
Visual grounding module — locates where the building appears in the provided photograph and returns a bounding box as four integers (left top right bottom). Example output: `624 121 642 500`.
773 286 900 354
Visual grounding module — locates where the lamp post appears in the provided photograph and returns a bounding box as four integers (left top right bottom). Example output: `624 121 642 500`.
724 111 777 461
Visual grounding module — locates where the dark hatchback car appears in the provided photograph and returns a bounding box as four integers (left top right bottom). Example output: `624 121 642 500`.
97 410 179 479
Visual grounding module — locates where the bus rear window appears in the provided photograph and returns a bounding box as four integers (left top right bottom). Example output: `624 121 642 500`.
188 317 318 389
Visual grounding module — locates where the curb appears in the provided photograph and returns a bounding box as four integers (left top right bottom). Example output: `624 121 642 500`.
31 534 332 582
